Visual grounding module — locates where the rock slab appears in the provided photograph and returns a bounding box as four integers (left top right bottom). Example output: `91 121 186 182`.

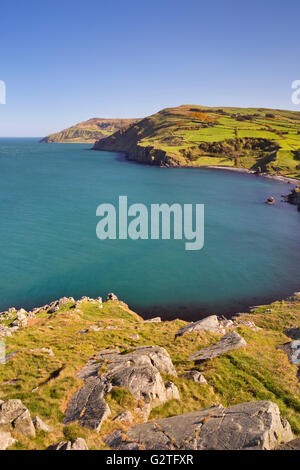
189 331 246 362
105 401 293 450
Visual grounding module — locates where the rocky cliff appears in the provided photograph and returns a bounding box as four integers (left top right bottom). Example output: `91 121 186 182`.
41 118 138 144
93 105 300 178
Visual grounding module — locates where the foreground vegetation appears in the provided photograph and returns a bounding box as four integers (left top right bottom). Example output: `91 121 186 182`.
93 105 300 178
0 293 299 450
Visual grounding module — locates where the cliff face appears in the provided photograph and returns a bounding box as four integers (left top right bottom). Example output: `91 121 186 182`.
92 105 300 177
40 118 138 144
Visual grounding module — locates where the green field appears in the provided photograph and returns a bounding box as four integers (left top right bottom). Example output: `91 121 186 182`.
94 105 300 178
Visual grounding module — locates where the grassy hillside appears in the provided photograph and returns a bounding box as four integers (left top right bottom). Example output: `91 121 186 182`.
93 105 300 178
0 294 299 449
40 118 138 143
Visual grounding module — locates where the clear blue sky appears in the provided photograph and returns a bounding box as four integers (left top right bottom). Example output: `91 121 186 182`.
0 0 299 136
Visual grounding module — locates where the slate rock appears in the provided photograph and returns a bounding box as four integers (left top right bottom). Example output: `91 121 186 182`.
175 315 226 338
284 327 300 340
13 409 36 437
48 438 88 450
105 401 293 450
180 370 207 384
63 376 111 431
0 430 16 450
32 415 53 432
277 438 300 450
189 331 246 362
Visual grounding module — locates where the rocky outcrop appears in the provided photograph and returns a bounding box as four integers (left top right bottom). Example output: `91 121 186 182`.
287 186 300 206
0 430 16 450
112 410 134 424
32 416 53 433
189 331 246 362
277 438 300 450
63 376 112 431
179 370 207 384
106 293 118 301
104 401 293 450
278 339 300 380
64 346 179 429
284 327 300 340
0 399 35 438
175 315 228 338
48 438 88 450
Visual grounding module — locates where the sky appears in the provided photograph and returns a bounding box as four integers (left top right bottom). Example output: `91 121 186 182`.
0 0 300 137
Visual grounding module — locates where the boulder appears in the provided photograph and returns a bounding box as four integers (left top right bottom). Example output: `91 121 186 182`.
63 376 111 431
32 416 53 432
143 317 161 323
175 315 226 338
0 399 27 425
111 364 178 413
278 341 300 365
189 332 246 362
48 438 88 450
105 401 293 450
113 410 134 424
284 327 300 340
13 409 36 437
277 438 300 450
180 370 207 384
107 293 118 301
66 345 178 428
0 429 16 450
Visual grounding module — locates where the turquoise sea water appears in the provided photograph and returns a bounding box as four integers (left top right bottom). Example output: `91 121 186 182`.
0 138 300 320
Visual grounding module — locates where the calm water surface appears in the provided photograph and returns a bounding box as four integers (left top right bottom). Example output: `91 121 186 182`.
0 138 300 320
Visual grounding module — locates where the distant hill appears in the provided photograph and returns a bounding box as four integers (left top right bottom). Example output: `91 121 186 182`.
40 117 138 143
93 105 300 178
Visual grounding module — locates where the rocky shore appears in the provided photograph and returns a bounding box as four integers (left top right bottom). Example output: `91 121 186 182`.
0 292 300 450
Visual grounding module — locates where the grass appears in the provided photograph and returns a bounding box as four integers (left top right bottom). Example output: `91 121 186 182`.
94 105 300 178
0 296 299 449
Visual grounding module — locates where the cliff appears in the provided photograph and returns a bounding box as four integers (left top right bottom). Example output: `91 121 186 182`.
40 118 138 144
93 105 300 178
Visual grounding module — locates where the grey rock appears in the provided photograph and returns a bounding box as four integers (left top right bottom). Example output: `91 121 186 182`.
0 430 16 450
48 438 88 450
69 345 178 428
111 364 177 413
143 317 161 323
32 416 53 433
189 331 246 362
180 370 207 384
284 327 300 340
278 341 300 365
12 409 36 437
113 410 134 424
277 438 300 450
105 401 293 450
63 376 111 431
175 315 225 338
107 293 118 301
0 399 27 425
